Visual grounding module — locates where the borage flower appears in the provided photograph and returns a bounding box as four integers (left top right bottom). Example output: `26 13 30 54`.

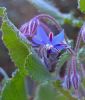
32 25 68 54
19 14 73 72
19 14 69 54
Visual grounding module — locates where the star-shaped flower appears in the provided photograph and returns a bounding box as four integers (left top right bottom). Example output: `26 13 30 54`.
32 26 68 53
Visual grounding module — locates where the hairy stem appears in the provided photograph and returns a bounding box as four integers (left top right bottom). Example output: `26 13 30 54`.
75 32 81 53
36 14 62 32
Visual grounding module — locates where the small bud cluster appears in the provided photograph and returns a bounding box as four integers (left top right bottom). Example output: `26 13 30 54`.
62 23 85 92
62 56 80 90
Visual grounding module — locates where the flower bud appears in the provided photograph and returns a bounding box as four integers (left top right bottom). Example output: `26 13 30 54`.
20 18 39 37
62 75 71 89
71 73 80 90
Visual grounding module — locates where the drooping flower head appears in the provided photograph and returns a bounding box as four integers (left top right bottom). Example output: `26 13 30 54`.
19 14 71 72
20 14 69 54
32 25 68 53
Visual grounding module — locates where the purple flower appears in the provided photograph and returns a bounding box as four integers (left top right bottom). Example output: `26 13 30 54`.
32 25 68 53
19 14 69 54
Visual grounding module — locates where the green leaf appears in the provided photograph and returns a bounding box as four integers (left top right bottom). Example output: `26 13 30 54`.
25 50 52 82
82 78 85 88
56 95 67 100
77 47 85 63
34 82 57 100
57 51 70 67
54 81 77 100
1 17 52 82
0 7 6 17
78 0 85 13
1 71 28 100
34 81 68 100
1 20 30 74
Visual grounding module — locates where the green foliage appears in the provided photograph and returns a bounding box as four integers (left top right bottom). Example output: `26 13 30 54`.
78 0 85 13
57 51 70 67
77 47 85 63
34 82 57 100
34 81 76 100
1 21 29 75
25 50 52 82
1 7 52 82
0 7 6 17
82 78 85 88
1 71 28 100
54 81 77 100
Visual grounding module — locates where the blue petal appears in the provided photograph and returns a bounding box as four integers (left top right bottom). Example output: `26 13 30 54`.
54 44 66 51
52 30 64 45
32 26 49 45
37 26 49 43
32 35 44 45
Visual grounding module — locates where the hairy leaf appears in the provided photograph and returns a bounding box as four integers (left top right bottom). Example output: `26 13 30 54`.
1 21 29 74
34 82 57 100
54 81 77 100
0 7 6 17
1 15 52 82
1 71 28 100
57 51 70 67
25 50 52 82
78 0 85 13
78 47 85 63
34 81 68 100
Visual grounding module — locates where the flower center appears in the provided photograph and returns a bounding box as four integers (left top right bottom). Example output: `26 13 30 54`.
45 44 53 50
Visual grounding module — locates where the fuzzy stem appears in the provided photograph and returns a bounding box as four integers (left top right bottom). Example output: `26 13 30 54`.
67 47 75 56
71 56 77 74
35 14 62 32
67 60 71 76
39 21 52 33
75 32 81 53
